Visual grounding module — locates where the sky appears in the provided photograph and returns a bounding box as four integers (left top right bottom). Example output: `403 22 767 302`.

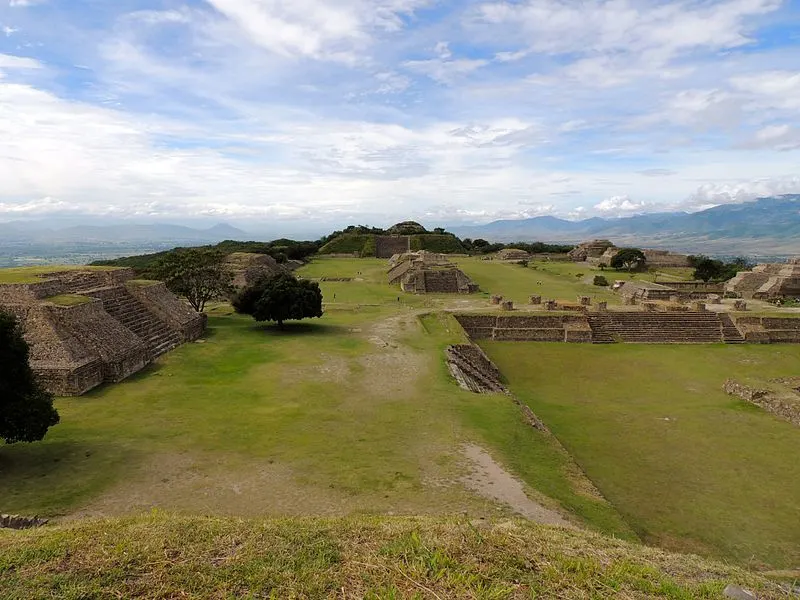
1 0 799 230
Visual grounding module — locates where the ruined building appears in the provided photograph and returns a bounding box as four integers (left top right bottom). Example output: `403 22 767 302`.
387 252 478 294
0 268 206 396
726 258 800 299
569 240 689 267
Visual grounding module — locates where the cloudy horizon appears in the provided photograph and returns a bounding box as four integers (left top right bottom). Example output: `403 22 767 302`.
1 0 799 228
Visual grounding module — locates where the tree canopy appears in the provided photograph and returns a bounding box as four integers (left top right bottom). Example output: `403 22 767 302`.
233 272 323 328
0 310 60 444
688 255 754 282
154 249 234 312
610 248 647 272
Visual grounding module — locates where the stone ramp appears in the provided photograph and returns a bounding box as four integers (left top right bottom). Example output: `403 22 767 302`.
84 286 183 357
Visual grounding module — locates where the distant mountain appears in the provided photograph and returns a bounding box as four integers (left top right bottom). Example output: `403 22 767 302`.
0 222 251 244
448 195 800 257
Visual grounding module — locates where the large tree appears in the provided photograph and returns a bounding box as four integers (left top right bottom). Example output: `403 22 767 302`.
0 311 60 444
154 249 234 312
610 248 647 272
233 272 323 329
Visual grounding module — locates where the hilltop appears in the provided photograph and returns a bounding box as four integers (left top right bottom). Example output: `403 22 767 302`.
318 222 467 256
0 513 787 599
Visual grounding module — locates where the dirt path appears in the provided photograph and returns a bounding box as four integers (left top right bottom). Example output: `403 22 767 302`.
461 444 574 527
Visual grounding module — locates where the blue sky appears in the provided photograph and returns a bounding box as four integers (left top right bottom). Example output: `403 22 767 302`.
1 0 799 229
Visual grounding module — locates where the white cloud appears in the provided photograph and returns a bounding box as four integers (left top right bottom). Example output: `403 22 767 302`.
594 195 653 216
403 57 488 84
0 53 42 69
685 177 800 209
204 0 429 63
730 71 800 111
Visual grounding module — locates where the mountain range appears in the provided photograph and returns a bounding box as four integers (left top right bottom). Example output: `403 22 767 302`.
448 195 800 257
0 222 248 244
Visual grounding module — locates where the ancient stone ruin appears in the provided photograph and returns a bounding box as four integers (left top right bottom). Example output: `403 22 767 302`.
726 258 800 299
615 280 723 303
569 239 689 267
496 248 530 261
445 344 506 393
724 379 800 427
451 311 792 344
387 251 478 294
0 268 206 395
0 514 49 530
225 252 284 289
375 236 411 259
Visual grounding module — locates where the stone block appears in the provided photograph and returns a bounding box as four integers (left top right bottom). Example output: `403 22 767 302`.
578 295 591 306
500 301 514 311
490 295 503 305
734 300 748 311
529 295 542 305
544 300 557 311
596 301 608 312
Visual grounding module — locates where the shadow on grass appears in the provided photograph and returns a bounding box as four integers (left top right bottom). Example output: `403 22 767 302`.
251 321 349 337
0 440 135 515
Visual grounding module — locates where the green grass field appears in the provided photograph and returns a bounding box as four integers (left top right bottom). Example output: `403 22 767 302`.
480 342 800 569
1 255 799 574
0 257 627 544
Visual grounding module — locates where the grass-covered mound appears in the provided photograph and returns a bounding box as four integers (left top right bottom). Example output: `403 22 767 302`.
319 232 466 256
0 513 784 599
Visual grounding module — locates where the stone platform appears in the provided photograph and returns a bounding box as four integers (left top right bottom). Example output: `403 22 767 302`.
0 268 206 395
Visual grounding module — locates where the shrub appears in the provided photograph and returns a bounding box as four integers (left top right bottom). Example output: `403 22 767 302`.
593 275 609 287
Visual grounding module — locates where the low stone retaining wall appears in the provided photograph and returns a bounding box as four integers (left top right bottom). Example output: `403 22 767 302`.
0 514 49 530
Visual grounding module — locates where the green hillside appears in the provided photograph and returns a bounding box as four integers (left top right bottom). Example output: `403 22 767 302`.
0 513 785 599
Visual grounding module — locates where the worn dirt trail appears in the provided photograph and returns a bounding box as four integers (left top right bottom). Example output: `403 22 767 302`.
461 444 573 527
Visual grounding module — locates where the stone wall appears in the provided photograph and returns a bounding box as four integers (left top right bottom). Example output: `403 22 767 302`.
53 299 151 384
734 316 800 343
454 314 591 342
375 236 411 258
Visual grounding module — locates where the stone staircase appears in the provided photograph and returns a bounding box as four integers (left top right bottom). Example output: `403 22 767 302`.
719 313 745 344
586 314 616 343
83 286 182 357
446 345 506 393
587 312 724 343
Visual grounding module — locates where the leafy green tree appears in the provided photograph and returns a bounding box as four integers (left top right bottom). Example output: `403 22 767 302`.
593 275 609 286
610 248 647 272
154 249 234 312
690 256 724 282
233 272 323 329
0 311 60 444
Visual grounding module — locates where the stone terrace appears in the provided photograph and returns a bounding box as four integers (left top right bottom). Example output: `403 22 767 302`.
453 310 777 344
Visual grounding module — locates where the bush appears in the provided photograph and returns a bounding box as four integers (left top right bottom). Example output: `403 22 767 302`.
593 275 609 287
